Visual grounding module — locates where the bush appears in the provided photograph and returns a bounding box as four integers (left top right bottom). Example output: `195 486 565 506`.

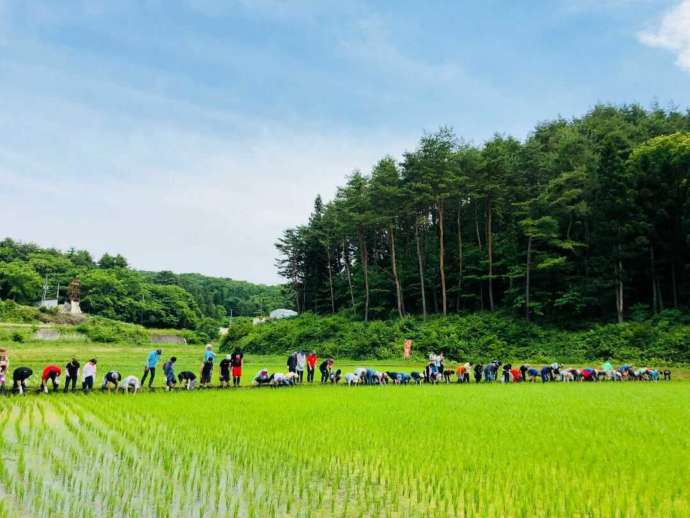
76 317 149 344
217 311 690 362
0 300 40 323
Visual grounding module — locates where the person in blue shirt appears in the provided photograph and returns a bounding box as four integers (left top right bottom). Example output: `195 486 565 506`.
200 344 216 388
141 349 162 389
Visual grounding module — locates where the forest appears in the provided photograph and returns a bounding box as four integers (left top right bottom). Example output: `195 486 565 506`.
276 105 690 326
0 238 287 329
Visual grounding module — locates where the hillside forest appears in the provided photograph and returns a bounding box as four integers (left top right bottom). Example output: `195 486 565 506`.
276 104 690 326
0 238 287 330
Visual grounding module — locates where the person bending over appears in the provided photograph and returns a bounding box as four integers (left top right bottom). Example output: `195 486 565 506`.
41 364 62 393
64 358 80 393
0 348 8 394
178 371 197 390
163 357 177 391
82 359 97 393
219 355 231 388
141 349 162 389
101 371 121 392
120 375 140 394
13 367 33 394
319 358 332 384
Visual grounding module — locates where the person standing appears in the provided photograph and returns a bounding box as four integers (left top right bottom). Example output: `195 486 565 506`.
296 351 306 383
164 357 177 391
306 351 317 383
200 344 215 388
287 352 298 375
64 358 80 392
231 348 244 387
141 349 162 389
82 359 97 392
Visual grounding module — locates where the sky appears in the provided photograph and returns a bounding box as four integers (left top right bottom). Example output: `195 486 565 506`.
1 0 690 284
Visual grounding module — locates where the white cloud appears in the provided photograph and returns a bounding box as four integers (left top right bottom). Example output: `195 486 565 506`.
0 93 412 284
639 0 690 71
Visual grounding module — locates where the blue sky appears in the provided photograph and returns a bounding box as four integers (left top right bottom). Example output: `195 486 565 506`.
1 0 690 283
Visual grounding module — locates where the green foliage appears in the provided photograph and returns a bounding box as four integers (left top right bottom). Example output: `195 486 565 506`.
221 312 690 363
0 261 43 304
76 317 149 344
0 300 41 323
0 238 289 330
277 105 690 325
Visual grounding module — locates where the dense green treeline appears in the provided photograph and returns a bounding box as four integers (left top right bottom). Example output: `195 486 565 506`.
220 311 690 363
276 105 690 324
0 238 287 330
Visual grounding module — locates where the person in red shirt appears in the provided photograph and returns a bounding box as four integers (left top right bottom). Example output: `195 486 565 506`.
41 364 62 393
306 352 317 383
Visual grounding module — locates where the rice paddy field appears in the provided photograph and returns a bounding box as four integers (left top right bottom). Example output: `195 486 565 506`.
1 343 689 517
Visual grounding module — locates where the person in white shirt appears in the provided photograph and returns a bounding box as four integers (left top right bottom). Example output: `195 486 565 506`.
296 351 306 383
120 375 140 394
82 359 97 393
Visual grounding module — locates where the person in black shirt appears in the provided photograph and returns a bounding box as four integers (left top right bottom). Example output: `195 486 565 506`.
13 367 33 394
178 371 197 390
220 355 232 388
319 358 333 384
64 358 80 392
287 352 298 374
473 363 483 383
101 371 121 392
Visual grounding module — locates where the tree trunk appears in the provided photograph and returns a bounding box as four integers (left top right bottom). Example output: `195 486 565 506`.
389 225 404 318
293 275 301 313
525 235 532 321
359 231 370 322
326 247 335 314
474 204 484 310
486 197 495 311
671 261 678 308
438 200 447 316
615 250 624 323
456 202 464 311
343 240 355 310
650 244 657 313
414 219 427 319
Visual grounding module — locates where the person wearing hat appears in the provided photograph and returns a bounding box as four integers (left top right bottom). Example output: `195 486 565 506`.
101 370 121 392
219 354 232 388
141 349 162 389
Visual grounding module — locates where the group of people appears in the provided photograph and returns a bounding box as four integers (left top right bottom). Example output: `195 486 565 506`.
0 345 246 395
0 345 673 395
